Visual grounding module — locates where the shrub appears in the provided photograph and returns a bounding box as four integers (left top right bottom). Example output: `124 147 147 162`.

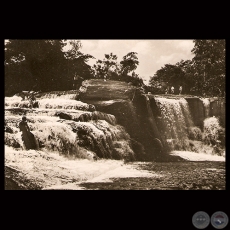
203 117 224 146
188 127 202 141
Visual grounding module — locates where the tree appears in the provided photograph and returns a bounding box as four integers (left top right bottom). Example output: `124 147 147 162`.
5 39 95 94
92 51 143 86
148 40 225 97
92 59 105 79
120 52 139 75
149 59 197 95
64 40 82 60
72 53 95 80
92 53 119 79
5 39 67 93
103 53 119 79
148 77 165 94
191 39 225 96
64 40 95 87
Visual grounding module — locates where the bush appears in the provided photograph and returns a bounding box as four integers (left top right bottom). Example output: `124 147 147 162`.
188 127 202 141
203 117 224 146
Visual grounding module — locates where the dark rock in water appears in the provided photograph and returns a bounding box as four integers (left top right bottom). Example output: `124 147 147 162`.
57 112 72 120
88 104 96 112
130 138 146 161
19 120 38 150
5 133 21 148
5 177 26 190
21 132 38 150
5 166 41 190
153 138 163 153
94 100 147 159
185 97 225 128
32 101 39 108
5 125 13 134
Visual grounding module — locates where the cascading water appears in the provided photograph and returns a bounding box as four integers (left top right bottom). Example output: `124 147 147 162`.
36 90 79 100
145 95 225 156
5 83 225 160
179 98 194 127
153 96 191 151
4 92 135 161
144 95 162 142
201 98 210 118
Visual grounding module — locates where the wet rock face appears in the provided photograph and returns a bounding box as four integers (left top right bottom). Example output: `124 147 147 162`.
210 99 225 126
93 99 147 159
184 97 225 129
5 166 42 190
184 98 205 129
78 80 166 160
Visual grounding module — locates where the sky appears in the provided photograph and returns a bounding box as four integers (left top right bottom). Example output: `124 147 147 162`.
77 40 195 84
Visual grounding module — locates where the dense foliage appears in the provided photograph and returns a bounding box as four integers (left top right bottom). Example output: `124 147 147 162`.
5 40 94 95
149 40 225 97
191 40 225 97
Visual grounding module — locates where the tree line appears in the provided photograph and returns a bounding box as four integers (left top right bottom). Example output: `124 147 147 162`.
4 40 143 96
5 40 95 95
148 40 225 97
5 40 225 97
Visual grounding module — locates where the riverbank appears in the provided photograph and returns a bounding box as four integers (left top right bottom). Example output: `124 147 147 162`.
5 146 225 190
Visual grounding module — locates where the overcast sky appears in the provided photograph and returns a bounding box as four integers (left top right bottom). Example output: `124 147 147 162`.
78 40 195 83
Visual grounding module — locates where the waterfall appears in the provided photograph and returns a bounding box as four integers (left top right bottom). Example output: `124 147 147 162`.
144 95 163 142
5 97 96 112
153 96 191 151
201 98 210 118
179 98 194 127
5 93 135 161
36 90 79 100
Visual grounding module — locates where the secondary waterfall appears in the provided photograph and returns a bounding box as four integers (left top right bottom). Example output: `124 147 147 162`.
201 98 210 118
142 95 225 156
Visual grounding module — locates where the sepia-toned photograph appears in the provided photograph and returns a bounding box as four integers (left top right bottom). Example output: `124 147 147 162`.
4 39 225 190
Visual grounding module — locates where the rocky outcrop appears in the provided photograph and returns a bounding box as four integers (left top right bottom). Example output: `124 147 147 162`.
209 98 225 126
78 80 167 160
